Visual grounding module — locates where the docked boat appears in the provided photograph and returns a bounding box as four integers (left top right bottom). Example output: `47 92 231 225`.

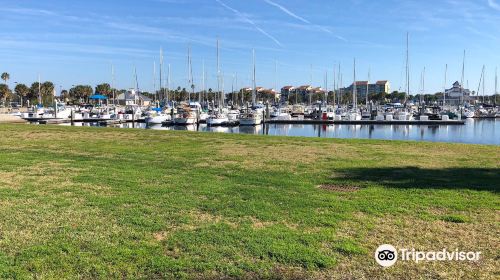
145 108 171 124
271 107 292 121
239 111 262 126
394 110 414 121
173 103 199 125
206 112 229 126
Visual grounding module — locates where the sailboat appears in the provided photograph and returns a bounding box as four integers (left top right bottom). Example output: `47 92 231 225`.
361 68 371 120
174 47 199 125
347 58 361 121
394 33 414 121
240 49 263 126
207 39 230 126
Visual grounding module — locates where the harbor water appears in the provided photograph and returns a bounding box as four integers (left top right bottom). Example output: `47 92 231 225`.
60 119 499 145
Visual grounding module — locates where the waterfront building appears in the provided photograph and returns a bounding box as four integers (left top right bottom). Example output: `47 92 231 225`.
444 81 471 105
344 80 391 96
116 89 152 106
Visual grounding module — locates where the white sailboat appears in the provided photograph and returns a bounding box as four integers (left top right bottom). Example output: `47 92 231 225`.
347 58 361 121
240 49 263 126
395 33 413 121
361 68 371 120
207 39 229 126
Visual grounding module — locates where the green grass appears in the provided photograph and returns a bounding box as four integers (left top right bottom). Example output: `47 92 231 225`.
0 124 498 279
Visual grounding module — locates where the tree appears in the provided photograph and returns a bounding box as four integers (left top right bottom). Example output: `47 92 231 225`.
40 81 55 105
95 83 112 97
69 85 93 103
30 82 41 104
1 72 9 85
0 84 12 105
15 83 30 107
60 90 70 103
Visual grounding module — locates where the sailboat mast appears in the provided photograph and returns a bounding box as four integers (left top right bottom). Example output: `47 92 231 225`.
443 64 447 106
167 64 171 103
111 64 115 105
252 49 256 106
159 48 163 103
333 65 336 108
460 50 466 106
187 46 192 103
324 70 328 104
366 68 370 107
190 48 195 103
274 60 277 96
422 67 426 105
38 74 41 105
353 58 357 110
134 66 139 91
495 67 498 104
216 39 220 109
309 64 313 105
338 64 341 105
405 32 410 104
153 61 157 103
202 60 205 104
482 65 485 103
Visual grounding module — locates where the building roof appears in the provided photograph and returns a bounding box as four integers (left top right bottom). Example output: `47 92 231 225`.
297 85 312 90
353 81 369 86
281 86 295 90
376 80 389 85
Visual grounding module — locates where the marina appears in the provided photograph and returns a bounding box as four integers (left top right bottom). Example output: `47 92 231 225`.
55 118 498 145
1 0 500 278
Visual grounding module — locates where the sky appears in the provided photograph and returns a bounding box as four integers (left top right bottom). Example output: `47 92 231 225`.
1 0 499 95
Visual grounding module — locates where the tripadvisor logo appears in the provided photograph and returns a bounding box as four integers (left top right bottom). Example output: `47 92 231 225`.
375 244 481 267
375 244 398 267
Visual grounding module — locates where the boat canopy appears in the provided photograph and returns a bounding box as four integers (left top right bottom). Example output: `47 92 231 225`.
89 95 108 100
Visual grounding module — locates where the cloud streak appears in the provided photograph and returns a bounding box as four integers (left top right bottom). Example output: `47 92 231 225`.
263 0 310 24
215 0 282 47
262 0 346 41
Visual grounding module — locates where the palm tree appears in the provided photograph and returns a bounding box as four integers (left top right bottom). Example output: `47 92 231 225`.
1 72 9 85
15 83 30 107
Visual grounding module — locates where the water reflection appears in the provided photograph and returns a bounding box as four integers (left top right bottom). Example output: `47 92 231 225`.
58 119 499 145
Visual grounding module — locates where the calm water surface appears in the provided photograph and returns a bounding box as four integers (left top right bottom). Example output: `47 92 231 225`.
62 119 499 145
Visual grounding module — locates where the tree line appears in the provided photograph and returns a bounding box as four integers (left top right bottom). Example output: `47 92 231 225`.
1 71 498 106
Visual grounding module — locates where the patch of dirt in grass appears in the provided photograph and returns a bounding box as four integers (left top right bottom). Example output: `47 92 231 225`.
0 172 21 189
319 184 360 192
153 210 239 242
250 217 276 229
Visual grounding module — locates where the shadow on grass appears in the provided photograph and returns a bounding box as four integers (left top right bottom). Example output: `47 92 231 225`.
333 167 499 192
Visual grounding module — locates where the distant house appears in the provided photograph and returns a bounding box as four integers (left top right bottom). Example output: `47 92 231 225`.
116 89 152 106
280 86 295 102
444 81 471 105
296 85 313 96
281 86 295 95
311 87 325 95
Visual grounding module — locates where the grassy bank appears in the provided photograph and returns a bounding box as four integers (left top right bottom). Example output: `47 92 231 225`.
0 124 498 279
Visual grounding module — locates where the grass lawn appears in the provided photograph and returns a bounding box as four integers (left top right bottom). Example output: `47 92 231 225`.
0 124 498 279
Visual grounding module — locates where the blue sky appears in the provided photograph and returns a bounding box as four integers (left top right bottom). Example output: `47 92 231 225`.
1 0 499 94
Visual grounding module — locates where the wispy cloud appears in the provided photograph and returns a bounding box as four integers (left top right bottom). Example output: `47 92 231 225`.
488 0 500 11
262 0 310 24
0 7 55 16
262 0 346 41
215 0 282 47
